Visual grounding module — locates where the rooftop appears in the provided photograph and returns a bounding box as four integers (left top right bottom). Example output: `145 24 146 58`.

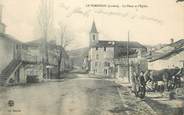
0 33 21 43
92 40 146 49
148 39 184 62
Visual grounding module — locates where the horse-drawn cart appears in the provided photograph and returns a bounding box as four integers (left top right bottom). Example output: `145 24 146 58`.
143 68 183 91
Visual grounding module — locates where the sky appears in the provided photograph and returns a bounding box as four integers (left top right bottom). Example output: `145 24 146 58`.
1 0 184 49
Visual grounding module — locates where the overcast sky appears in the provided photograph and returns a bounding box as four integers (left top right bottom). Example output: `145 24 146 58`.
1 0 184 49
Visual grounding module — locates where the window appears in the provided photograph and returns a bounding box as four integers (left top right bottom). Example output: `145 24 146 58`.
104 47 106 52
93 35 96 40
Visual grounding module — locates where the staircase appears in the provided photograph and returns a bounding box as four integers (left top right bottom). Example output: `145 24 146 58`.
0 74 8 85
0 59 21 85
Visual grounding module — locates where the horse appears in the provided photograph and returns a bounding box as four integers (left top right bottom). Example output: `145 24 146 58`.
144 68 183 91
145 69 168 91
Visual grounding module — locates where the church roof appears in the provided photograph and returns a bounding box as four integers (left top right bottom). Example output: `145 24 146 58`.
90 21 98 33
92 40 146 49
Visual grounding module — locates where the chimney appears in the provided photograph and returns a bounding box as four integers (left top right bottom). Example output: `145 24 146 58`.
170 38 174 44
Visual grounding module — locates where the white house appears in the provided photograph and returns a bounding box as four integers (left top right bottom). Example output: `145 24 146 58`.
87 21 147 79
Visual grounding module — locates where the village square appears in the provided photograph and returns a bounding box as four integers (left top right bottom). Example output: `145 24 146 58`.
0 0 184 115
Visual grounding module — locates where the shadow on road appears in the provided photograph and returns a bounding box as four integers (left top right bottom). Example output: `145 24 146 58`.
144 97 183 115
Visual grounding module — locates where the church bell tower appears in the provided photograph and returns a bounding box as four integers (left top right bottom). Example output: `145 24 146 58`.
89 21 99 47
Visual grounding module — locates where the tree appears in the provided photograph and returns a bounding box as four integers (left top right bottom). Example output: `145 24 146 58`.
58 23 73 49
55 23 73 77
37 0 53 79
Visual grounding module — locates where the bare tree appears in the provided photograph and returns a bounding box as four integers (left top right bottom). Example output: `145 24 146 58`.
55 23 73 77
37 0 53 79
58 23 73 49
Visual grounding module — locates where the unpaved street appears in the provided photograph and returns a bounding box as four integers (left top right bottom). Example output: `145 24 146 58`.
0 73 155 115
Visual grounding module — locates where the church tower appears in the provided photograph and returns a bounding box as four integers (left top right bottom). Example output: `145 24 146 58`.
89 21 99 47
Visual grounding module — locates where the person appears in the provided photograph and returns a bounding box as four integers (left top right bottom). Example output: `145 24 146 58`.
131 72 137 93
138 71 146 86
174 67 183 88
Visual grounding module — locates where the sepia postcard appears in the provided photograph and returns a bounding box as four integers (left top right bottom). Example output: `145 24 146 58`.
0 0 184 115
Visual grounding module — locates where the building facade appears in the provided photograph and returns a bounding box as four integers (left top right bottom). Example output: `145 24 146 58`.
0 6 24 85
87 21 147 79
0 5 72 85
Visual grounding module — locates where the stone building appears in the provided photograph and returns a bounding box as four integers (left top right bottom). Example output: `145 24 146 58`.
0 38 71 85
0 34 23 85
87 21 147 79
21 39 72 80
0 5 23 85
0 4 71 85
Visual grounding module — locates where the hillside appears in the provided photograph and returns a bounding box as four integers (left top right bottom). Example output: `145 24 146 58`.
67 47 89 67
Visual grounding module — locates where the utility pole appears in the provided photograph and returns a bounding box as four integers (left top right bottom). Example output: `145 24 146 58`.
127 31 130 83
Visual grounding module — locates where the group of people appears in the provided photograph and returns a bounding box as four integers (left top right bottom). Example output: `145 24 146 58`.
130 67 184 93
131 71 146 94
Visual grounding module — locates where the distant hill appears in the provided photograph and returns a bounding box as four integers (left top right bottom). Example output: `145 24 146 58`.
67 47 89 67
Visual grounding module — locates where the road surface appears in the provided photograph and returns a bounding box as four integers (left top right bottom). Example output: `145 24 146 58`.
0 73 155 115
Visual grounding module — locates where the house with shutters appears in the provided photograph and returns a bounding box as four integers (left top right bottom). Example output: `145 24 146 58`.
86 21 147 79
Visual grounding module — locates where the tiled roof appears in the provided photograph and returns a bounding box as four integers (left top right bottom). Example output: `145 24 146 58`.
149 47 184 62
92 40 146 49
148 39 184 62
0 33 22 43
169 39 184 48
25 39 42 45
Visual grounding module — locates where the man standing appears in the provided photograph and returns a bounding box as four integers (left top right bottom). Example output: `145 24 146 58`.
131 72 138 93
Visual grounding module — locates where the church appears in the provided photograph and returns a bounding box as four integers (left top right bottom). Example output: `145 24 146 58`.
87 21 147 79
